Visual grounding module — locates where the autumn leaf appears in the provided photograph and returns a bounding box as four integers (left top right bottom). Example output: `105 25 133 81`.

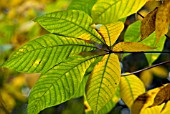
141 7 158 40
155 0 170 43
113 42 153 52
86 54 120 113
97 22 124 46
92 0 147 23
131 84 170 114
120 74 145 109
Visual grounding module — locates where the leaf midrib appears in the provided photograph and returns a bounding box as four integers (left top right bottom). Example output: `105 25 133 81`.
95 54 110 112
37 15 105 44
9 44 96 61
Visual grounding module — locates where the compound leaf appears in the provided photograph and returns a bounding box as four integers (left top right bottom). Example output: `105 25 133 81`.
3 34 96 73
86 54 121 113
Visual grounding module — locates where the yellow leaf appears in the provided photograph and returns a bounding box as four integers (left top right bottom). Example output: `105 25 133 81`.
92 0 147 23
161 101 170 114
140 70 153 88
113 42 153 52
120 74 145 109
98 22 124 46
131 84 169 114
86 54 121 113
141 8 158 40
156 0 170 43
0 89 16 113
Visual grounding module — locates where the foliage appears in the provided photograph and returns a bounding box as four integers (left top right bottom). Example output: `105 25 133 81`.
1 0 170 114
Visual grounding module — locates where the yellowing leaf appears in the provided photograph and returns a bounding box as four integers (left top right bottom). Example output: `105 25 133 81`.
98 22 124 46
141 8 158 40
86 54 121 113
152 84 170 106
156 0 170 43
92 0 147 23
161 101 170 114
120 74 145 109
140 70 153 88
113 42 153 52
131 84 170 114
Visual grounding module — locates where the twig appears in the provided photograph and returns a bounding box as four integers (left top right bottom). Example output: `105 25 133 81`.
121 60 170 76
137 12 144 18
110 51 170 53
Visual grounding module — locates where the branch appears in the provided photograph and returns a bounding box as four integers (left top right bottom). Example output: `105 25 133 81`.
121 60 170 76
110 51 170 54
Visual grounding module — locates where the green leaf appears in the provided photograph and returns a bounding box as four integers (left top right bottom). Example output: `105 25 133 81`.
86 54 121 113
28 55 98 114
34 10 104 44
141 32 166 66
3 34 96 73
92 0 147 24
91 0 119 24
68 0 97 16
73 56 103 98
124 21 141 42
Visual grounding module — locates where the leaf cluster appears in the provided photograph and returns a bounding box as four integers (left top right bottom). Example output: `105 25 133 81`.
2 0 170 114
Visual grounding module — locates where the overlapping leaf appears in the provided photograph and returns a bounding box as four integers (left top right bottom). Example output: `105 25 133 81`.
120 74 145 109
3 34 96 73
68 0 97 16
27 55 98 114
113 42 153 52
156 0 170 42
86 54 121 113
98 22 124 46
141 8 158 40
124 21 142 42
92 0 147 24
141 32 166 65
131 84 170 114
34 10 104 44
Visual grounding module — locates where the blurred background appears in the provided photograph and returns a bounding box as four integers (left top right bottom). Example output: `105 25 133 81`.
0 0 170 114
